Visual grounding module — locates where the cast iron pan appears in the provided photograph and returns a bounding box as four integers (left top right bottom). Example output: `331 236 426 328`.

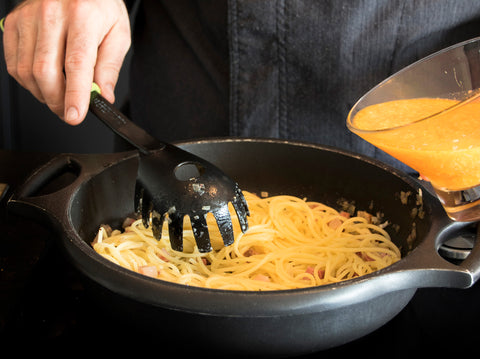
7 138 480 357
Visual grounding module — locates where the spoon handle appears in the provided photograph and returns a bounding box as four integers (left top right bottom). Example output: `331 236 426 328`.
90 84 165 154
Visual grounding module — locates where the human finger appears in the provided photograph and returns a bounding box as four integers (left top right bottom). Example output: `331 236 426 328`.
63 17 99 125
93 20 131 104
32 11 67 119
2 15 20 81
4 11 45 103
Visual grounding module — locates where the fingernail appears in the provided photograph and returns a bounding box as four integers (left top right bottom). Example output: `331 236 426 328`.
106 83 114 94
66 107 79 124
105 83 115 102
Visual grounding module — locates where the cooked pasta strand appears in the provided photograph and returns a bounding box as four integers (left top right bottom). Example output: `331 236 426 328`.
92 192 401 290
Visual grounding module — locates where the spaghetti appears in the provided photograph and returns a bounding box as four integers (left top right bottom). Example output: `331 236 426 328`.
92 191 401 290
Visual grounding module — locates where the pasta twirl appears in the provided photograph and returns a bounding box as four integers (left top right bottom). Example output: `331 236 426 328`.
92 192 401 290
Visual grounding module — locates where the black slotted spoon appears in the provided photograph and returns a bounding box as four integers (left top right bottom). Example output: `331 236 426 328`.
89 84 249 252
0 18 249 251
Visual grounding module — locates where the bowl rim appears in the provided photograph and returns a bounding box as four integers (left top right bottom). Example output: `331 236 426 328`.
346 36 480 134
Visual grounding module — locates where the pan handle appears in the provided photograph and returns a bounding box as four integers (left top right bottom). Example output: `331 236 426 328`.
458 223 480 283
437 220 480 286
13 154 80 199
8 154 84 225
7 152 137 224
389 219 480 289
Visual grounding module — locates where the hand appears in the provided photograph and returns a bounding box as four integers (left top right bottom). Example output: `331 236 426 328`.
2 0 131 125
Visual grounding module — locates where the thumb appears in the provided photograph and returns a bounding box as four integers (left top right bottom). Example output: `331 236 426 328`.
93 22 131 104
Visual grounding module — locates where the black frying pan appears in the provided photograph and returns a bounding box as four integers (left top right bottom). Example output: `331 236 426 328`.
7 138 480 357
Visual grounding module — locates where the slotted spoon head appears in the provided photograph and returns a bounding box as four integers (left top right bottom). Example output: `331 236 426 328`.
134 145 250 253
88 85 249 253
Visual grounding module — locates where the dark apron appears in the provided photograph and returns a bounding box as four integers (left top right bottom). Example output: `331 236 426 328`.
129 0 480 171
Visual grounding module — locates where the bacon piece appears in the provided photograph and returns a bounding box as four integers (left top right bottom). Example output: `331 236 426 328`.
328 218 343 230
157 248 170 262
357 211 373 223
356 252 375 261
100 224 113 235
122 217 136 228
253 274 271 282
304 266 325 280
356 251 388 261
328 211 351 229
139 265 158 278
317 269 325 279
243 248 258 257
